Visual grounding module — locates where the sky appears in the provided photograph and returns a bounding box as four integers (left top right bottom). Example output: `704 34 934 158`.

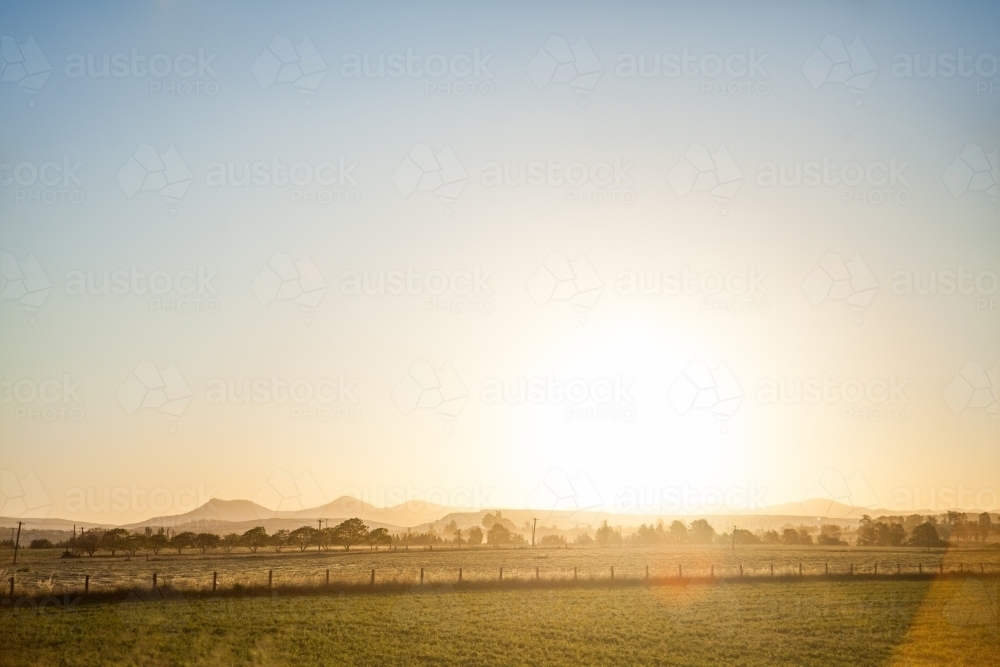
1 0 998 525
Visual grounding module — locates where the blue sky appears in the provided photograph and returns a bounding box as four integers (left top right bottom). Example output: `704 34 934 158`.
1 1 998 523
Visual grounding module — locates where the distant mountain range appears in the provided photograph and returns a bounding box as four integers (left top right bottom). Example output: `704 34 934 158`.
1 496 911 535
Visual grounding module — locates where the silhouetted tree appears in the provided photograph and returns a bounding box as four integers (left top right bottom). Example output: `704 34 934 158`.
669 520 688 543
242 526 268 553
333 518 369 551
78 528 105 556
487 522 512 546
220 533 241 554
194 533 220 554
290 526 319 551
171 531 196 554
688 519 715 544
978 512 993 544
270 529 291 552
147 532 168 555
908 522 945 550
102 528 130 556
368 527 391 550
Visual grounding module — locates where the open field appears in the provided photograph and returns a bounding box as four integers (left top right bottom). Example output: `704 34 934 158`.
4 544 1000 598
2 578 997 666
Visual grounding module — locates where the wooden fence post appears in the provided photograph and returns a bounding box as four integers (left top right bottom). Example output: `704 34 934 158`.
326 569 329 586
897 564 900 575
420 568 424 585
499 567 503 582
153 572 157 588
678 564 682 578
710 564 714 578
268 570 272 589
739 564 743 577
645 565 649 580
610 566 614 581
919 563 922 574
8 577 13 599
573 566 577 580
939 562 943 575
212 571 217 592
824 562 828 576
799 563 802 577
458 567 462 583
84 575 89 595
770 564 774 577
850 563 853 575
370 569 375 585
874 563 878 575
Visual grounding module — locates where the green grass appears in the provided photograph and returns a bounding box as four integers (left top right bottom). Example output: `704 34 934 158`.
2 579 997 666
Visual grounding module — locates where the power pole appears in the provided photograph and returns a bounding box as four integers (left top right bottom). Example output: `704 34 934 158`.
732 525 737 551
12 521 23 564
531 518 538 547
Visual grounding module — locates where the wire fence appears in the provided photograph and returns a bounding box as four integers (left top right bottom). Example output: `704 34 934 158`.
5 560 1000 604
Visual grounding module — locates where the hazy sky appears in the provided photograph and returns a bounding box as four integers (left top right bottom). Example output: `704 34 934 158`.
1 1 997 524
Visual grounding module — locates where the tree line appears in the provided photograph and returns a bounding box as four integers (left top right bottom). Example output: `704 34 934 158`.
629 512 996 548
20 511 997 556
57 518 390 557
